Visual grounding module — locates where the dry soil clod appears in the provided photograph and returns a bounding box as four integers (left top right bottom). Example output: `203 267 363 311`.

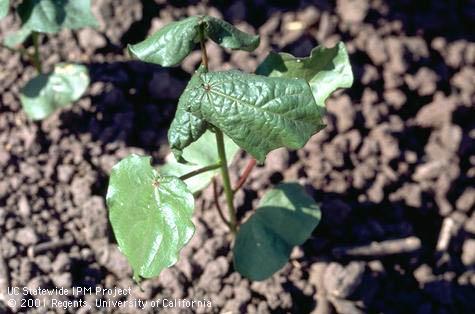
0 255 10 303
27 235 74 258
332 236 422 258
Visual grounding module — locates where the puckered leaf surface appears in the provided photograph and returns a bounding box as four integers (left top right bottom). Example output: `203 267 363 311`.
20 63 90 120
161 130 239 193
256 42 353 105
167 66 208 162
178 70 324 162
18 0 98 33
233 182 321 280
129 15 259 67
168 106 208 163
128 16 202 67
107 155 195 281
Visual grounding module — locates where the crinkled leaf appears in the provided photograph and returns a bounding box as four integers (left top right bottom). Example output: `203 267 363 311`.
180 70 324 162
20 63 89 120
168 107 207 163
3 27 32 48
256 42 353 105
128 16 202 67
18 0 98 34
129 15 259 67
233 182 321 280
167 65 208 162
107 154 195 281
203 15 259 51
0 0 8 19
161 130 239 193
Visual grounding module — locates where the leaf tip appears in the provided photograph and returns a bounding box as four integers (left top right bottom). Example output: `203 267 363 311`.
171 148 187 164
250 34 261 50
132 273 142 284
336 41 354 88
127 44 139 59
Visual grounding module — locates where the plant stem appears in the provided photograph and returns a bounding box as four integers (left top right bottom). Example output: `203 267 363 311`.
179 163 221 181
198 26 236 233
198 23 235 232
215 128 237 234
212 178 232 230
200 40 208 69
199 24 208 70
1 43 36 66
233 158 257 192
32 32 42 74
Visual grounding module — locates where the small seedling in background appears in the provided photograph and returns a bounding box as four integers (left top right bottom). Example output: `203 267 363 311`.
107 15 353 282
0 0 97 120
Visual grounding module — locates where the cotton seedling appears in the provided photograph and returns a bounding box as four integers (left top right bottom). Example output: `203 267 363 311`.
106 15 353 281
1 0 97 120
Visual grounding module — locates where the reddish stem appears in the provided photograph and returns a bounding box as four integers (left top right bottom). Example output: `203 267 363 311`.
233 158 257 192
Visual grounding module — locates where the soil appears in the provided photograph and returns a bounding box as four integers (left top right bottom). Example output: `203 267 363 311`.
1 0 474 313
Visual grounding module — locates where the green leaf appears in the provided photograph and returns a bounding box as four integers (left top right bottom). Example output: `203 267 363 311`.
167 65 208 162
3 27 32 49
179 69 324 162
128 15 259 67
256 42 353 105
161 130 239 193
203 16 259 51
18 0 98 34
107 154 195 281
20 63 90 120
168 106 208 163
128 16 202 67
233 182 321 281
0 0 8 19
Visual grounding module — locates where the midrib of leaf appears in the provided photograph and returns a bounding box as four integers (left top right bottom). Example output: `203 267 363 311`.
146 186 170 270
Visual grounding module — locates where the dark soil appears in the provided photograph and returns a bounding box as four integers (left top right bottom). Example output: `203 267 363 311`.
1 0 474 313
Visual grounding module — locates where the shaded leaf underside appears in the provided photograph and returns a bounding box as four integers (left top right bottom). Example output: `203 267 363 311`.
18 0 98 34
256 42 353 105
20 63 90 120
161 130 239 193
233 182 321 280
